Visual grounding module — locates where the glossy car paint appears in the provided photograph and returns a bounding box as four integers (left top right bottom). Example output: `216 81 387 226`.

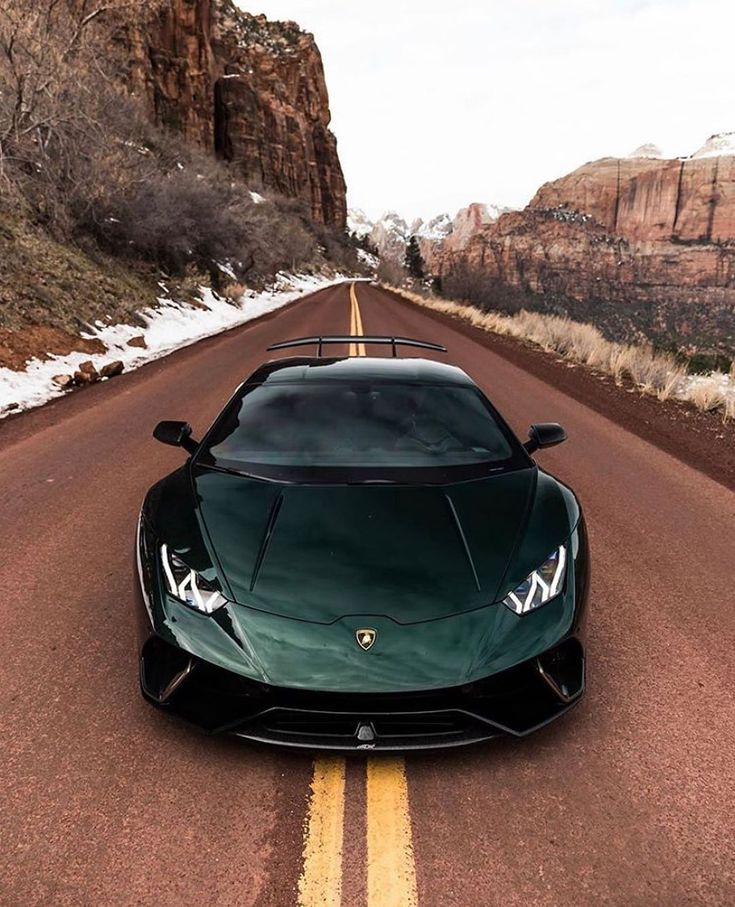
138 357 588 706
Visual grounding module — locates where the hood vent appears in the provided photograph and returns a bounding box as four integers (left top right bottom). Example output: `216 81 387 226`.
249 493 284 592
444 493 481 592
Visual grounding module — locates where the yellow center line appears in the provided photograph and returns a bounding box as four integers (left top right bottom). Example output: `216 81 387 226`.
350 282 367 356
349 283 358 357
366 757 419 907
298 757 346 907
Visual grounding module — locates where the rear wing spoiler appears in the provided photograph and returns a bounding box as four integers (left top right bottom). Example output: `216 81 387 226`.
267 336 447 357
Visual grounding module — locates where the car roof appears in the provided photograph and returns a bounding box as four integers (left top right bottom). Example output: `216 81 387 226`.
246 356 477 387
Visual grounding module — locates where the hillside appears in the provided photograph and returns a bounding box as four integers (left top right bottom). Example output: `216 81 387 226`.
0 0 353 374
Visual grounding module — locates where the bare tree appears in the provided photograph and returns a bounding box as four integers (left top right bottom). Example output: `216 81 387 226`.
0 0 161 219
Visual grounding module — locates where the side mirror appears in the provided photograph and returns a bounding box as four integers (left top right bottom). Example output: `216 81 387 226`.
524 422 567 454
153 420 198 453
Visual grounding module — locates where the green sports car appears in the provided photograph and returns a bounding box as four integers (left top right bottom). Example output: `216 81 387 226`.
136 336 589 750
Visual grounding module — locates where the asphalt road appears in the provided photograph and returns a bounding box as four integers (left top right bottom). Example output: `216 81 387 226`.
1 281 733 906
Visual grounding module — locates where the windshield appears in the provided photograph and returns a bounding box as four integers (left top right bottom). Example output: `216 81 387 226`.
197 381 526 481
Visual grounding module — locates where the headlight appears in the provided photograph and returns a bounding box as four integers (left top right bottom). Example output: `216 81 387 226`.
160 543 227 614
503 545 567 615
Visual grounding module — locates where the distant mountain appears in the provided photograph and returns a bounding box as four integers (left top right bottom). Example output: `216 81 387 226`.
414 213 453 241
627 143 664 159
346 208 374 239
369 212 411 262
444 203 508 248
346 205 506 265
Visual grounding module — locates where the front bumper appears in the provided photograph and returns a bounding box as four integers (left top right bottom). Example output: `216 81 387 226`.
139 635 585 751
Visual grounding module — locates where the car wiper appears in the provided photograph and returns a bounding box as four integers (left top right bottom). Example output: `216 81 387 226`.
195 463 296 484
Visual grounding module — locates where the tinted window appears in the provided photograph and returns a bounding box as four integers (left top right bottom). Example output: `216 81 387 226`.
201 382 518 476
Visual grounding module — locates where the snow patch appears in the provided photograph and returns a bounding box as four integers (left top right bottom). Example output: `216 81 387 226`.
0 273 350 418
216 261 238 280
690 132 735 159
680 369 735 403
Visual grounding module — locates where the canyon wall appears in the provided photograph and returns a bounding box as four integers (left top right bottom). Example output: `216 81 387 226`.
124 0 346 226
530 155 735 243
428 143 735 353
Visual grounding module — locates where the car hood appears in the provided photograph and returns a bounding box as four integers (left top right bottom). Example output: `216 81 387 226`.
186 466 574 625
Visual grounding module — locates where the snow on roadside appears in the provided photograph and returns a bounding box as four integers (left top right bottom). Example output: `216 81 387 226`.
0 272 349 419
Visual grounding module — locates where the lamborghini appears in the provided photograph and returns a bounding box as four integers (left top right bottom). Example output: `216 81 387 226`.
136 335 589 750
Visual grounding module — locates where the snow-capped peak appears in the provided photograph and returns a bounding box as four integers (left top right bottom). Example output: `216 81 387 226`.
415 213 453 241
619 133 735 162
346 208 373 238
346 204 509 262
377 212 409 234
691 132 735 159
627 143 663 159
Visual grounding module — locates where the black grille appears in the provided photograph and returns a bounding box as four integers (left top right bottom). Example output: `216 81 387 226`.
241 707 494 750
141 636 584 748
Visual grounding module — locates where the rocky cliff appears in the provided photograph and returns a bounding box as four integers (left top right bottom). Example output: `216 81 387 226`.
530 153 735 243
429 136 735 354
124 0 346 226
423 203 508 266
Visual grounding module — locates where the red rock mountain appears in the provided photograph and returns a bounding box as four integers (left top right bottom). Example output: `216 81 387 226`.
124 0 346 226
531 155 735 243
428 140 735 352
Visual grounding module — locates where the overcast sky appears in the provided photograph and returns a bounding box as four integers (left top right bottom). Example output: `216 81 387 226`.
243 0 735 222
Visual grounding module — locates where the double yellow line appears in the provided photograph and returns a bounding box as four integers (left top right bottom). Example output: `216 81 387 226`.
298 757 418 907
297 283 418 907
349 282 367 357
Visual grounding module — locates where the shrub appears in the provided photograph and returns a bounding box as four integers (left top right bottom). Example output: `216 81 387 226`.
438 263 528 315
87 156 253 278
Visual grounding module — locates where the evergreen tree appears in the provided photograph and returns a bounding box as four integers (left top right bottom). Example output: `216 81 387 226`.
404 235 425 279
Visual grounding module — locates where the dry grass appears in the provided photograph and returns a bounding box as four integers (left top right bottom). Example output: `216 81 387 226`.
686 381 727 413
220 282 247 303
685 373 735 421
385 285 733 421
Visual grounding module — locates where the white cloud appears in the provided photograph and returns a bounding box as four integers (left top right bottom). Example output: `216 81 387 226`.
241 0 735 220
